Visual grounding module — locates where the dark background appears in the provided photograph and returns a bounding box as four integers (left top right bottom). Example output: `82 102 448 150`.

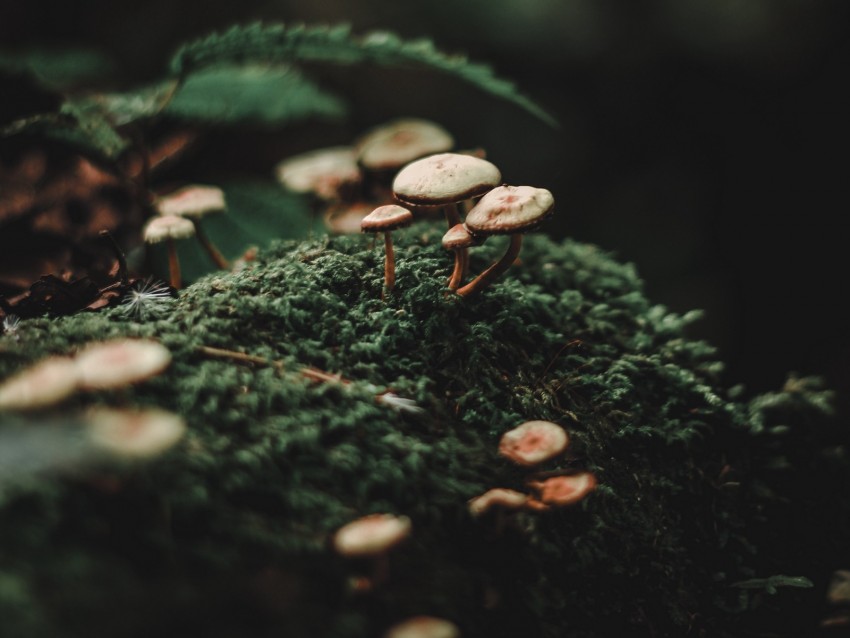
2 0 848 417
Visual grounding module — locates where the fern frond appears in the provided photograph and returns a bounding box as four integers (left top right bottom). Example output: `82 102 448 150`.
169 22 557 127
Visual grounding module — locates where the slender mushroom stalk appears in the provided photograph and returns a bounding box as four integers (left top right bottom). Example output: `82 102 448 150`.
361 205 414 296
457 185 555 298
157 185 230 270
143 215 195 289
442 223 481 291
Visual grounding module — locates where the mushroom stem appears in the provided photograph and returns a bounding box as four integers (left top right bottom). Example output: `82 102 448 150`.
447 251 464 291
166 239 181 289
384 231 396 293
191 220 230 270
456 234 523 298
445 203 467 290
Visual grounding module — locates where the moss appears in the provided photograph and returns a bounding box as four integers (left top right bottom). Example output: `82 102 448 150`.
0 226 847 637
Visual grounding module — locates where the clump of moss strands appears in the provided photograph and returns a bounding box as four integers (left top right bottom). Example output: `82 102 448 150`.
0 226 847 638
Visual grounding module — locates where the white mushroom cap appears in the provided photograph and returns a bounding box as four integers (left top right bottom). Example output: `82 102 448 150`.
143 215 196 244
498 420 569 466
333 513 412 558
324 202 376 234
384 616 461 638
0 357 79 410
75 339 172 390
392 153 501 207
275 146 361 200
157 185 226 218
356 119 454 171
464 185 554 236
441 224 480 250
468 488 528 517
87 407 186 458
527 472 597 507
361 205 414 233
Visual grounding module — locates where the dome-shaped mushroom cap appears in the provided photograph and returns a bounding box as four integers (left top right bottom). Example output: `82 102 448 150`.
441 224 479 250
356 119 454 171
361 205 414 232
143 215 195 243
87 407 187 458
333 513 412 557
0 357 79 410
275 146 360 200
157 185 226 218
528 472 597 507
465 185 554 236
498 420 569 466
384 616 461 638
392 153 501 206
468 488 529 517
324 202 375 234
75 339 172 390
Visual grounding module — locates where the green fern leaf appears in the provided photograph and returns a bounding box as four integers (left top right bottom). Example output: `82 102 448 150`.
165 63 346 125
169 22 556 127
0 48 116 90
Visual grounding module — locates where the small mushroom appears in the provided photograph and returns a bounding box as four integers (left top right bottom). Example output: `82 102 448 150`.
384 616 461 638
157 185 229 270
333 513 412 589
526 472 597 510
143 215 195 289
361 204 414 294
275 146 361 201
0 357 79 410
324 202 376 235
468 488 529 518
457 185 554 298
498 420 569 467
75 339 171 390
442 224 482 291
86 407 186 459
356 118 454 174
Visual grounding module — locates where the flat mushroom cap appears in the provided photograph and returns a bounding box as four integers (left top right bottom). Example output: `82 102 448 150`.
275 146 360 200
333 513 412 558
392 153 501 207
528 472 597 507
361 204 414 233
465 185 554 236
324 202 375 234
468 488 529 517
143 215 195 243
75 339 172 390
384 616 461 638
441 223 479 250
498 420 569 466
157 185 226 218
356 118 454 171
0 357 79 410
87 407 187 458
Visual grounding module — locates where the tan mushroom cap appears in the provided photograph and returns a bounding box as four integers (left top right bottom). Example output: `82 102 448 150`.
157 185 226 218
498 420 569 466
356 119 454 171
468 488 529 517
324 202 375 234
392 153 501 207
87 407 187 458
384 616 461 638
0 357 79 410
75 339 172 390
441 224 480 250
464 185 554 236
275 146 360 200
143 215 195 244
333 513 412 558
361 205 414 233
527 472 597 507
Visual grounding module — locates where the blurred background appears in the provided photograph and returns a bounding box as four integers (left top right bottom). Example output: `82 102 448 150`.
1 0 848 417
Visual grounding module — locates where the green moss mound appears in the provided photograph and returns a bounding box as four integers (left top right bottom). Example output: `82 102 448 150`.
0 227 847 637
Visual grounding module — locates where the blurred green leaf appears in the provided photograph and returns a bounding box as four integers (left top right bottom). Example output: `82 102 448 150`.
0 48 116 91
731 575 814 595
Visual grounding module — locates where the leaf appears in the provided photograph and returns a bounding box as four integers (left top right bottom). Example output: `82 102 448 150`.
81 81 179 126
165 63 346 125
731 575 814 595
169 22 556 127
0 48 116 90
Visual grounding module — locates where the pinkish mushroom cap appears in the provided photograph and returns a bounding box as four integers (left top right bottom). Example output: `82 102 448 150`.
324 202 376 234
157 185 226 218
75 339 172 390
498 420 569 466
360 205 414 233
333 513 412 558
441 223 482 250
384 616 461 638
143 215 195 244
468 488 529 517
465 185 554 236
87 407 187 458
0 357 79 410
275 146 360 200
356 119 454 171
527 472 597 507
392 153 501 207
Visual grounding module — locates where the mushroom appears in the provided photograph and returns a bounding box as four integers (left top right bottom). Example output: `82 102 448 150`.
441 224 482 291
393 153 501 287
275 146 361 201
157 185 230 270
86 406 187 459
0 357 79 410
324 202 376 235
457 185 554 298
74 339 172 390
384 616 461 638
356 118 454 175
526 472 597 510
498 420 569 467
143 215 195 289
333 513 412 589
361 204 414 294
468 488 529 518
